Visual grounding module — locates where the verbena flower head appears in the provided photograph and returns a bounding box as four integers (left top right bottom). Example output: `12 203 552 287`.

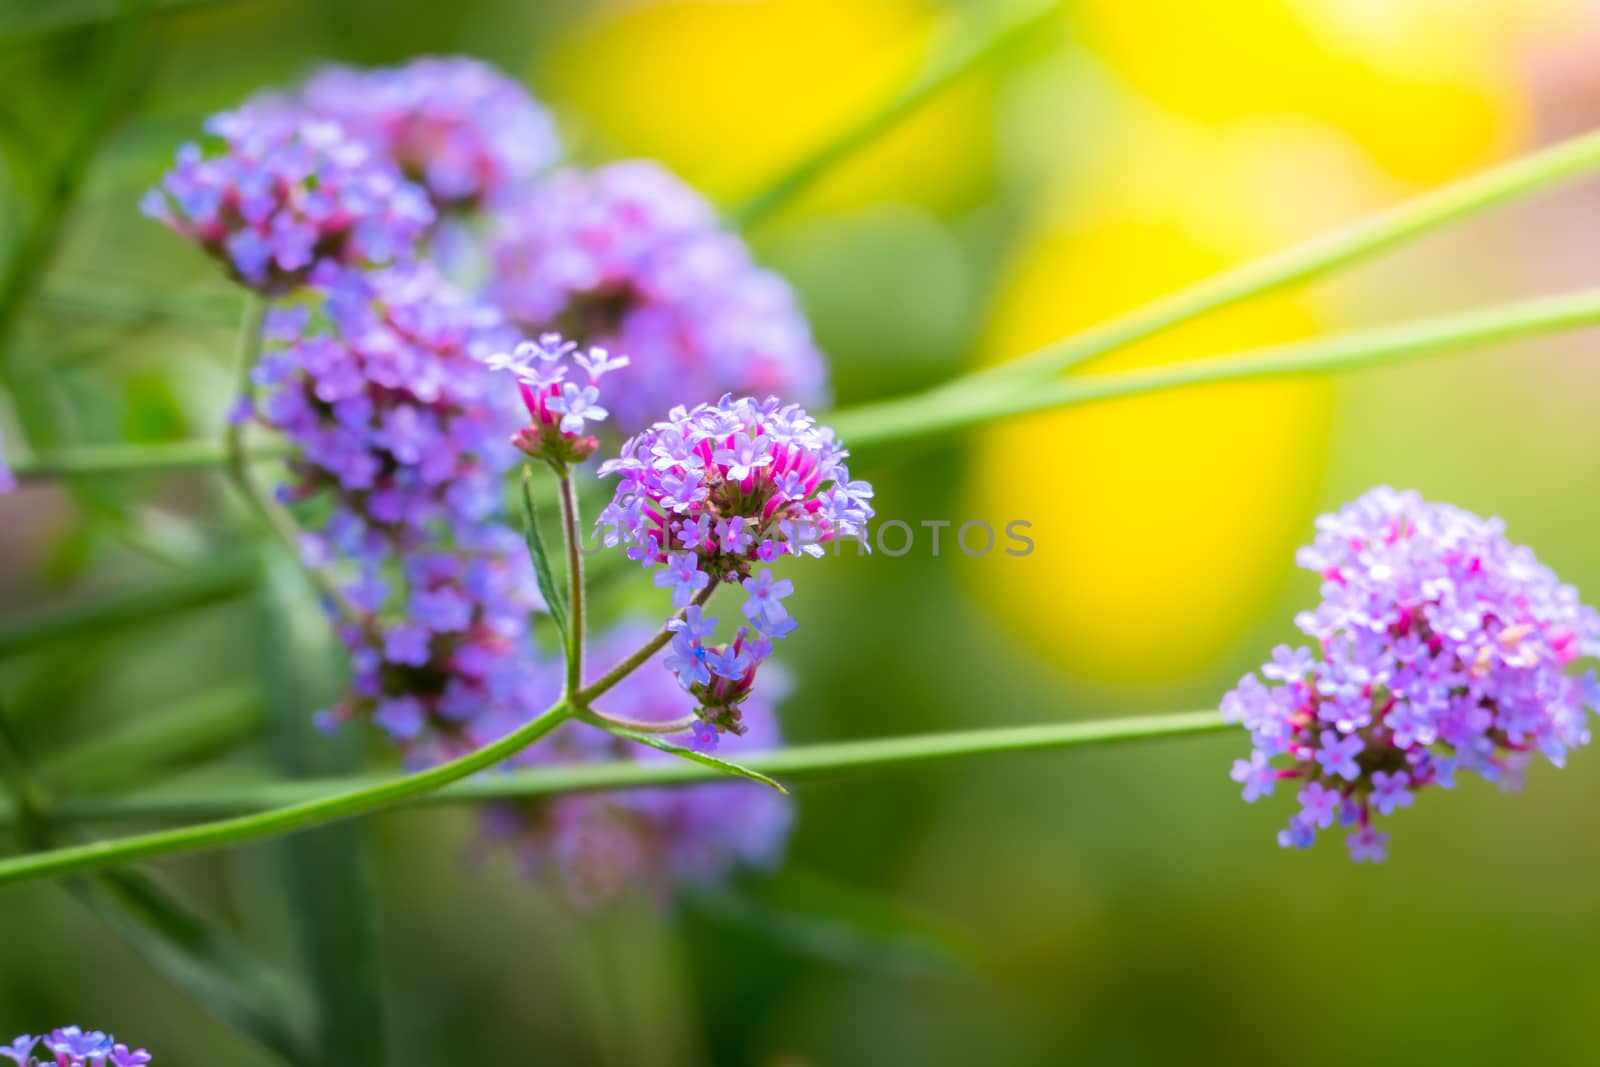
597 395 869 739
478 623 794 907
251 265 546 763
1225 487 1600 862
300 56 560 210
142 104 434 294
488 161 827 430
482 333 628 466
2 1026 152 1066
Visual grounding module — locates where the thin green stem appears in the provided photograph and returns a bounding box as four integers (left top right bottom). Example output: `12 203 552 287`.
11 439 288 479
726 1 1053 230
0 701 574 888
961 125 1600 388
582 710 700 737
0 711 1228 827
576 578 721 707
559 472 586 696
830 288 1600 447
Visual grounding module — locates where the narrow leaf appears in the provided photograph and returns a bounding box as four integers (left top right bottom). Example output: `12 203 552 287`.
76 869 316 1063
259 551 387 1067
687 866 978 976
579 712 787 794
521 468 569 646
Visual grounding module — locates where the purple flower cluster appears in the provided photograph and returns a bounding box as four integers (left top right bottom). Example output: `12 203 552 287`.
1225 487 1600 862
250 265 545 763
488 161 827 430
478 623 794 907
2 1027 151 1066
596 395 872 739
300 56 560 210
482 333 629 467
0 428 14 493
142 106 434 294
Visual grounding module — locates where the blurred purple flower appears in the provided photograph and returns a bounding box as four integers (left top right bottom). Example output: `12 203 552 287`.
488 161 827 430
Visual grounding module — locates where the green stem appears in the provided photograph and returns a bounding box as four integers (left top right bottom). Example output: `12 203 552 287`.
582 710 700 737
0 711 1227 827
559 472 586 696
11 439 288 478
830 288 1600 447
725 1 1053 230
576 578 721 707
0 701 574 888
961 125 1600 387
0 556 258 659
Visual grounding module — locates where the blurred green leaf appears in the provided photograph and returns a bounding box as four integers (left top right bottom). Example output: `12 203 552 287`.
0 555 258 658
689 866 979 977
259 551 387 1067
45 683 262 791
521 468 569 648
75 869 317 1063
0 704 312 1063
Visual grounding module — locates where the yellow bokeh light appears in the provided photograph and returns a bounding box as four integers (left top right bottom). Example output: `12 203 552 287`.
543 0 994 216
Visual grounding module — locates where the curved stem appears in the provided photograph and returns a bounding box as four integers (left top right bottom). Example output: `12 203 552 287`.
582 709 699 737
576 578 721 707
0 701 574 888
830 287 1600 447
959 125 1600 387
558 471 585 696
0 711 1229 828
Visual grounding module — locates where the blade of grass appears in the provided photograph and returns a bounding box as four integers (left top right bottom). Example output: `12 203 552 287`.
0 555 259 659
829 287 1600 447
960 125 1600 387
259 552 386 1067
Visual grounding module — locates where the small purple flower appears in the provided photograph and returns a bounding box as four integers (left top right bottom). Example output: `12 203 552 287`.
1277 816 1316 850
383 624 433 667
1296 781 1342 829
1263 644 1315 683
1347 826 1389 863
375 696 427 741
663 631 713 689
1315 730 1364 782
1229 749 1277 803
0 1035 37 1065
546 382 609 435
666 604 718 643
741 568 794 632
1369 770 1414 816
0 428 15 495
654 552 710 609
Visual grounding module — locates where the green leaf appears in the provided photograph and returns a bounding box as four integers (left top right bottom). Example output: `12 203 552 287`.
521 467 569 647
259 552 387 1067
75 869 317 1063
579 712 787 794
687 866 978 976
